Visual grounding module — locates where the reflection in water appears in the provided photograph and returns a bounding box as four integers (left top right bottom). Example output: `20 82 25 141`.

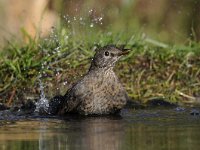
0 109 200 150
124 125 200 150
38 121 48 150
36 116 124 150
66 116 124 150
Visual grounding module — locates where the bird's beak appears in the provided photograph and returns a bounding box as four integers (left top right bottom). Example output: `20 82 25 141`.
117 49 130 56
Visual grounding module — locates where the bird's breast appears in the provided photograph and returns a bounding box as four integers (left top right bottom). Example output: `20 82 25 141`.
77 70 126 115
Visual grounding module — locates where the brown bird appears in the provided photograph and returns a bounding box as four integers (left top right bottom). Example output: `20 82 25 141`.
48 45 130 115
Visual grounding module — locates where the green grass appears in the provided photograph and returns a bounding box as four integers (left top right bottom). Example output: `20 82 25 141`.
1 23 200 106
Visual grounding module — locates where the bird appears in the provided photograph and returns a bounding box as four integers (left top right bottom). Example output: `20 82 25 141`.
48 45 130 115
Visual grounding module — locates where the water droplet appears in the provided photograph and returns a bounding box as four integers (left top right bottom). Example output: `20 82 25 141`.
99 17 103 21
63 81 68 85
90 23 94 28
56 72 60 76
89 9 93 14
65 35 69 39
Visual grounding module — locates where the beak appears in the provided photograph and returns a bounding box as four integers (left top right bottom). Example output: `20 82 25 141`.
117 49 130 56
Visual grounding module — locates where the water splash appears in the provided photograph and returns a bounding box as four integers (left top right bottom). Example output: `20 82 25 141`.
34 8 105 115
35 27 63 115
63 9 104 31
35 78 49 114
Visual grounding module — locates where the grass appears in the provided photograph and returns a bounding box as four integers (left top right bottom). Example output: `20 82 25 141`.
1 23 200 107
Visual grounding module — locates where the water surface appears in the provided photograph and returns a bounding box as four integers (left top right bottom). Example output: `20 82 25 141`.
0 108 200 150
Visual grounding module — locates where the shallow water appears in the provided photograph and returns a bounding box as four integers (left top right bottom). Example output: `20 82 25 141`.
0 108 200 150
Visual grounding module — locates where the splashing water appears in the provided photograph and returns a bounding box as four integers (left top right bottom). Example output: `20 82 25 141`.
35 27 62 114
63 9 104 32
34 8 105 115
35 78 49 114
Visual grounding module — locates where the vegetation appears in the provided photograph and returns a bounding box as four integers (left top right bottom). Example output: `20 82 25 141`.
0 22 200 107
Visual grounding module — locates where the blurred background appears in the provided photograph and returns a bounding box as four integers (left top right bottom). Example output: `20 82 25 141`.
0 0 200 46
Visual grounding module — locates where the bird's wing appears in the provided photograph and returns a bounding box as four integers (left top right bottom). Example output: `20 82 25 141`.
58 81 92 115
57 87 80 115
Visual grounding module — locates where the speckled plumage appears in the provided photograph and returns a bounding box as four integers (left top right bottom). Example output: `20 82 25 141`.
49 45 129 115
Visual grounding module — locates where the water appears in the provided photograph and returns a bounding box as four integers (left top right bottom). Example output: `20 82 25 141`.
34 79 49 114
0 108 200 150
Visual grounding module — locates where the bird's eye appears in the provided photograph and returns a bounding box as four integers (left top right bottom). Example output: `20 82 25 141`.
105 51 109 56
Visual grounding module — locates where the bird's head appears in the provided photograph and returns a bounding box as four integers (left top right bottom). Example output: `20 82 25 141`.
90 45 130 70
